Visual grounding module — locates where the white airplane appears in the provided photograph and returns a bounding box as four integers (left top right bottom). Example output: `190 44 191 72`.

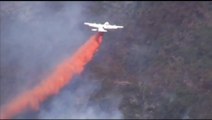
84 21 124 32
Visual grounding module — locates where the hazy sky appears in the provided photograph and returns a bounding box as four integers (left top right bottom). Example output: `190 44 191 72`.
0 1 123 119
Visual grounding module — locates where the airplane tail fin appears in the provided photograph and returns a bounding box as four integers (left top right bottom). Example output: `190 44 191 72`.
104 22 109 25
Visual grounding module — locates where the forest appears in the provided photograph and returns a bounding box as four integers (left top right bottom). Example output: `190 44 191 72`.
84 1 212 119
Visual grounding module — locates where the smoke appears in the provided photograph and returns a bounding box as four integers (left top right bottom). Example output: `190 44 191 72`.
0 1 123 119
0 1 87 104
38 78 123 119
0 33 103 119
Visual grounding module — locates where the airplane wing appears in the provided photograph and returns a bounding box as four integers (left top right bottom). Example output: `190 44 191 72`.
103 24 124 29
84 22 101 28
111 25 124 28
116 25 124 28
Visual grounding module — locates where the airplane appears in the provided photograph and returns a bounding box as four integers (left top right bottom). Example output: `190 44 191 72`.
84 21 124 32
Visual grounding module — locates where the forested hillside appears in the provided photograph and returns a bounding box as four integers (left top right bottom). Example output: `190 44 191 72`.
0 2 211 119
83 2 212 119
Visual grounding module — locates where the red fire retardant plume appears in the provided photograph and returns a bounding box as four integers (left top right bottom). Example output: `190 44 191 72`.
0 33 103 119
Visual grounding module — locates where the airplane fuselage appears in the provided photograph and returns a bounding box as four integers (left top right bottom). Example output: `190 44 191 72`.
84 22 124 32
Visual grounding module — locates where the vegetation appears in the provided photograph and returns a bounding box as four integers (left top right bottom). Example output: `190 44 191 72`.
83 2 212 119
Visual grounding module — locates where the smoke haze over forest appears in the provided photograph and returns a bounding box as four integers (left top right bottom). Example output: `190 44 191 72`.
0 1 212 119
